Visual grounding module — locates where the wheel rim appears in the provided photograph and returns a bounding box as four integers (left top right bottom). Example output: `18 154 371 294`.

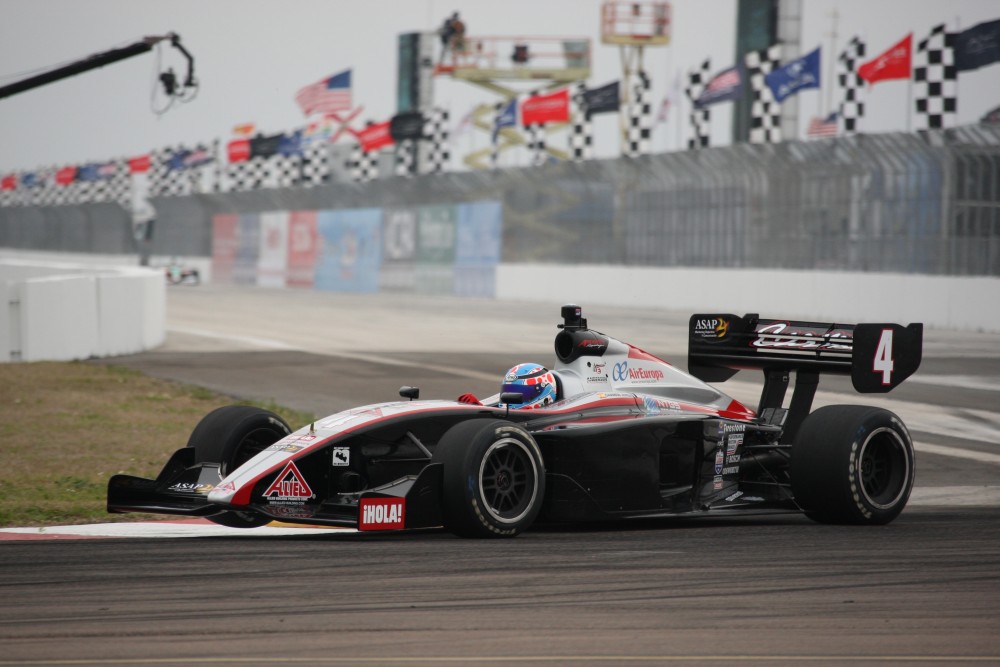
221 426 282 476
478 437 539 525
857 427 911 510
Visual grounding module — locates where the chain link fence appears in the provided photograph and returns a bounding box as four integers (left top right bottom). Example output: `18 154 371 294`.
2 125 998 276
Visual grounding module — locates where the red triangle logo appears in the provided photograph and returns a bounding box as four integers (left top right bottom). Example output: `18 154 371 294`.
262 461 313 500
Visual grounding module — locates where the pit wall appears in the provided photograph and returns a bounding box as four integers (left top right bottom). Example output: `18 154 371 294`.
202 204 997 332
0 256 165 362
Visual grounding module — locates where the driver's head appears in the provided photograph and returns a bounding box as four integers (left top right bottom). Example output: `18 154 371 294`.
499 363 557 409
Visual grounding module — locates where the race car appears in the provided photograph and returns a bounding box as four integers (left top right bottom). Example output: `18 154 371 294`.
107 304 923 538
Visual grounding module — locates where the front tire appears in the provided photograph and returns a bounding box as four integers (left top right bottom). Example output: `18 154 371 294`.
791 405 915 525
433 419 545 538
187 405 292 528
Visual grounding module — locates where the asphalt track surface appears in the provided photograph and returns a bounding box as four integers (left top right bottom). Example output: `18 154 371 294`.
3 286 1000 666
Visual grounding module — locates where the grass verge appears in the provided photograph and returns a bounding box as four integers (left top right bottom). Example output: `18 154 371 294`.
0 361 316 527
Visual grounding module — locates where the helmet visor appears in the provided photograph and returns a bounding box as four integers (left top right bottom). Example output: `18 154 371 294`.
500 382 545 404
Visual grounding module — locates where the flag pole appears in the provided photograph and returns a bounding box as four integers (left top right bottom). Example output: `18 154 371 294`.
826 7 839 115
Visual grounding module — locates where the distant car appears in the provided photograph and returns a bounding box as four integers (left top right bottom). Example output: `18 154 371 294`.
108 305 923 538
164 259 200 285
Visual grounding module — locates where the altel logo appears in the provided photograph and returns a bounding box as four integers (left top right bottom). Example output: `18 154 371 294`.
263 461 313 500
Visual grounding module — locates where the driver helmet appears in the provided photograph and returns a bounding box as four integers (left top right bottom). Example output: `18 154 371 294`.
499 363 557 409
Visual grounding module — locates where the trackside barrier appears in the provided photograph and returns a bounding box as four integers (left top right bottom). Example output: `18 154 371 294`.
496 264 1000 333
0 259 165 362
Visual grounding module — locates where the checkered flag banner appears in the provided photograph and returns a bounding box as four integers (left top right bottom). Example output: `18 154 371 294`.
348 143 378 183
227 157 267 192
914 24 957 130
299 141 330 187
395 139 416 177
149 147 186 197
527 123 546 166
625 71 652 157
685 58 711 149
837 36 866 135
423 108 451 173
745 44 783 144
569 82 592 162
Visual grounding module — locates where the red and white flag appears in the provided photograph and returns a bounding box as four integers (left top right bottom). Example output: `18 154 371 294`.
357 120 394 153
858 34 912 84
521 88 570 126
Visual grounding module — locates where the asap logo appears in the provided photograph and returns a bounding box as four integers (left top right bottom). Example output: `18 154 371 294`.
694 317 729 340
359 498 405 531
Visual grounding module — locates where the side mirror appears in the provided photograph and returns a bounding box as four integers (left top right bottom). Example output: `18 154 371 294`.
399 386 419 401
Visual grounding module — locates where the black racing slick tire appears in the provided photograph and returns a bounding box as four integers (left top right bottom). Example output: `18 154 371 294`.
791 405 915 525
433 419 545 538
186 405 292 528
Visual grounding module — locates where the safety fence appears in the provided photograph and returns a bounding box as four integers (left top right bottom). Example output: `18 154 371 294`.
1 125 998 277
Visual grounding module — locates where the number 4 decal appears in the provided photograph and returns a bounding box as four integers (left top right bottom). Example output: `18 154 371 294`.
874 329 894 385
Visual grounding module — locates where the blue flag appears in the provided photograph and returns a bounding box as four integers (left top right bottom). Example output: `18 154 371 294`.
765 47 821 102
493 98 518 142
77 164 100 182
955 19 1000 72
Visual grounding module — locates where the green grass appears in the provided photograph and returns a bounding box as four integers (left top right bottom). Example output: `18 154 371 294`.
0 361 316 527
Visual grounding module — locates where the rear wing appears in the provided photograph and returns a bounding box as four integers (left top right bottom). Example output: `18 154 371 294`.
687 314 922 394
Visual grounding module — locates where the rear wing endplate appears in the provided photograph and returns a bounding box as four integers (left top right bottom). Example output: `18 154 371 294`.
687 314 922 393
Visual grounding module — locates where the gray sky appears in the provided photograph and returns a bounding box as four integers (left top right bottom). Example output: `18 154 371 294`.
1 0 998 173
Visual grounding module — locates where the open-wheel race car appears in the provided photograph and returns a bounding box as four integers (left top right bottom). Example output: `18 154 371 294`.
108 305 923 538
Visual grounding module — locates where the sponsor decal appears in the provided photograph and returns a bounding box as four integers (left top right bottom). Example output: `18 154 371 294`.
694 318 730 340
643 396 661 414
752 322 852 351
263 461 313 501
577 338 607 352
726 491 744 502
612 361 628 382
267 443 304 454
167 482 214 494
216 481 236 493
715 449 725 475
726 454 741 464
718 422 746 437
726 433 744 455
714 475 724 490
267 504 316 519
359 498 405 531
332 447 350 467
587 375 609 383
722 465 740 476
593 363 606 374
611 361 665 383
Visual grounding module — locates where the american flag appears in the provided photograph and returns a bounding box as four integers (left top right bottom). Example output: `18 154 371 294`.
808 112 838 138
295 69 352 116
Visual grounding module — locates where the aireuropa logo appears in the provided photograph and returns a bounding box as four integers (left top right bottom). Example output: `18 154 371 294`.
612 361 628 382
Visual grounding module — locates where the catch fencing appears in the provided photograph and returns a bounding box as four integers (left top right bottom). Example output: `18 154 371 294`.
1 125 998 276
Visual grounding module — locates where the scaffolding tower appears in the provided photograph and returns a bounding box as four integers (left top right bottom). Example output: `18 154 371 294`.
435 35 591 169
601 1 671 155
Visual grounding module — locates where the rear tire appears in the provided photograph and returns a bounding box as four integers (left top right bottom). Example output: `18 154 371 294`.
791 405 914 525
187 405 292 528
433 419 545 538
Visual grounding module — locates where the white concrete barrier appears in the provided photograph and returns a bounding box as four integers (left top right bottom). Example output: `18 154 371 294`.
496 264 1000 332
0 258 166 362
